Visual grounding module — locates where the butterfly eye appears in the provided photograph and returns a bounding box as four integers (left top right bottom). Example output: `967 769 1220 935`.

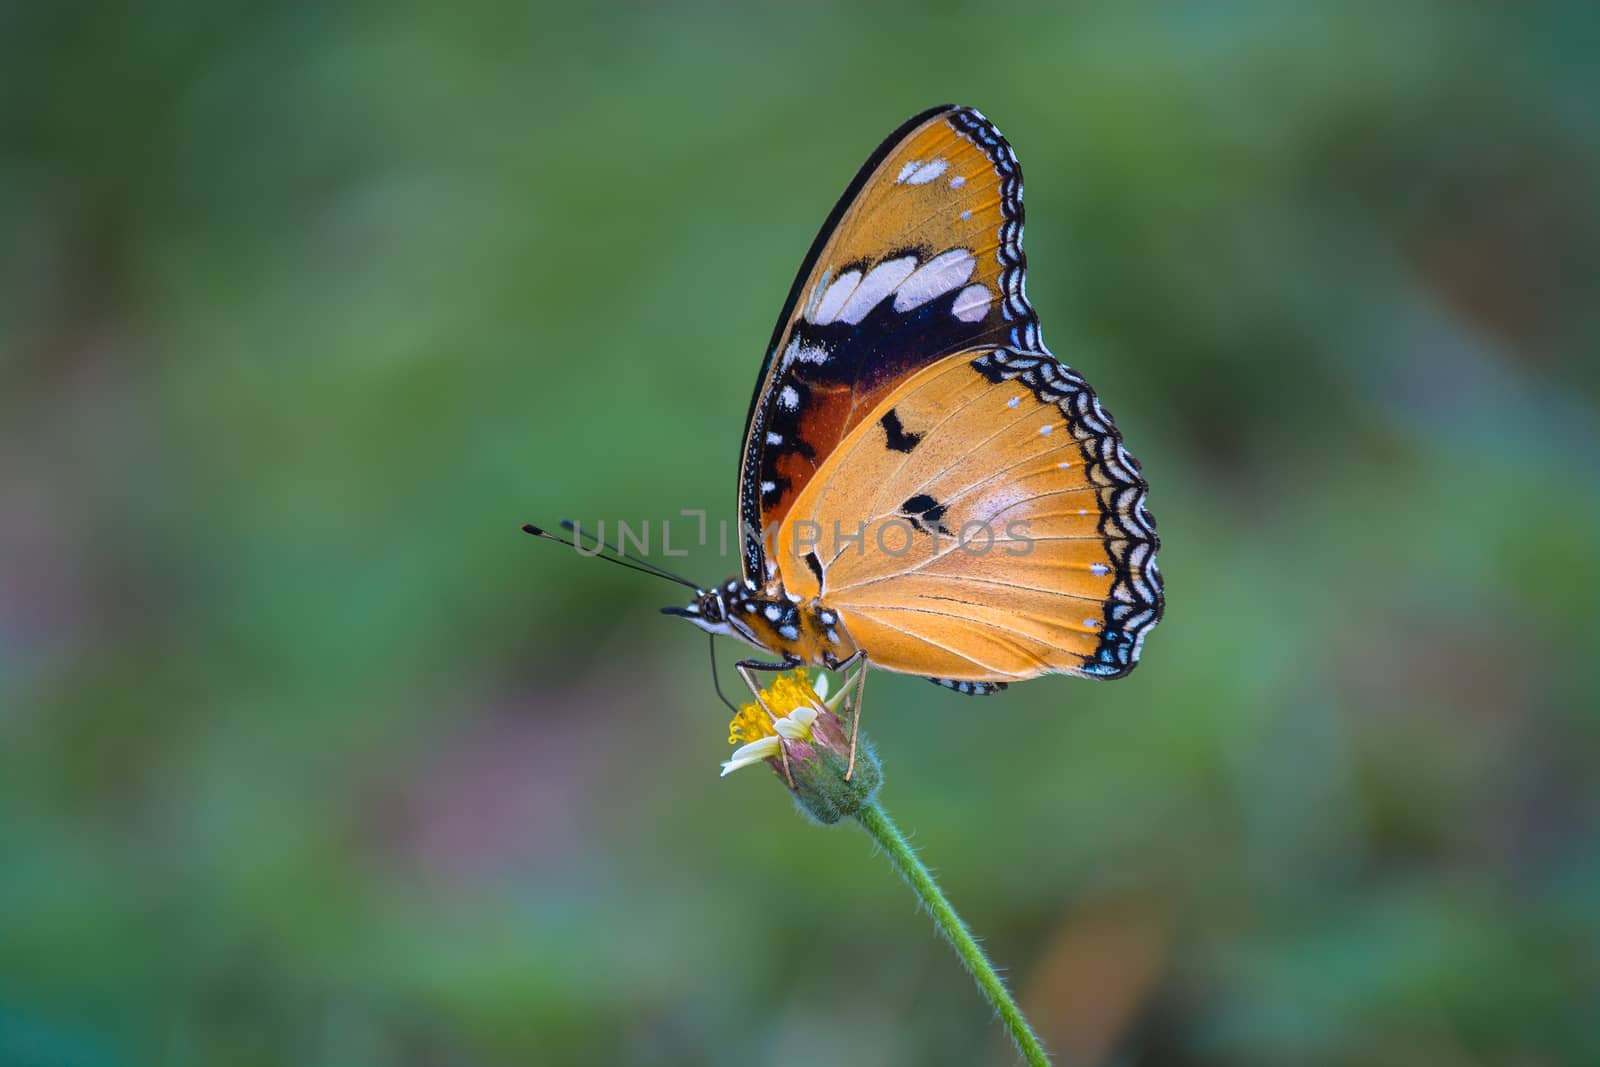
699 593 725 623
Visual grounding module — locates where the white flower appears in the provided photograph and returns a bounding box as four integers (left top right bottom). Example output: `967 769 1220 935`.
720 703 819 777
716 668 880 823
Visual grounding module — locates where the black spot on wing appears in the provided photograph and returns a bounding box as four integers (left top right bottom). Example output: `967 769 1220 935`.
971 356 1010 384
803 550 825 593
879 409 923 453
899 493 953 536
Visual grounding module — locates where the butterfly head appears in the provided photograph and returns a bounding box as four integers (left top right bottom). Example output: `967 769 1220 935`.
662 576 855 665
661 579 748 641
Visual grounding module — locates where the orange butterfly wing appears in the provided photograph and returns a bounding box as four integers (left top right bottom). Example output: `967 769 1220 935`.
739 106 1036 583
774 348 1162 681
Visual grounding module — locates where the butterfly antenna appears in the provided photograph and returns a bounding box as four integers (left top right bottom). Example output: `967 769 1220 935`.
554 517 701 588
522 523 698 589
708 633 738 715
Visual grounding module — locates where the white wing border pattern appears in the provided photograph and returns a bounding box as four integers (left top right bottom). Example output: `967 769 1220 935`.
945 108 1041 353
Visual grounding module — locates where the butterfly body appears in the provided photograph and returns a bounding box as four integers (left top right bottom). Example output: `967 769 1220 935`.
670 105 1163 696
664 576 859 670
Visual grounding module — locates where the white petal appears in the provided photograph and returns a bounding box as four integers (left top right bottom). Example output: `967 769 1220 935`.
720 736 781 776
773 705 819 739
812 673 830 701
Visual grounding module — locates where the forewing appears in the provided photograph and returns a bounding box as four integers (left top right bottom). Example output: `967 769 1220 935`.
739 106 1036 582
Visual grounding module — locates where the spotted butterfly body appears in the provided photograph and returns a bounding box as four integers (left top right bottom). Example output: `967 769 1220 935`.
668 105 1163 691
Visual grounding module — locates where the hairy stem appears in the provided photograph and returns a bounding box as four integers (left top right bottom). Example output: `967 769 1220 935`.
855 802 1051 1066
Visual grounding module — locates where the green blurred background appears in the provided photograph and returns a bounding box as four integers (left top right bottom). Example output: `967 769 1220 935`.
3 3 1598 1065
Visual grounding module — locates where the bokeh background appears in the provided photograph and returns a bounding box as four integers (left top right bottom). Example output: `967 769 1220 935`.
4 3 1598 1065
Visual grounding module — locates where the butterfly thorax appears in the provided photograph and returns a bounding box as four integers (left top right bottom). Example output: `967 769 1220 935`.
664 576 857 668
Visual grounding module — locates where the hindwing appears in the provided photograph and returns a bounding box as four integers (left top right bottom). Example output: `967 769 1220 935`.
773 348 1163 682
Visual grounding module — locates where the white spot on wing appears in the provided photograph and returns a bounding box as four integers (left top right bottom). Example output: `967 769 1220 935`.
960 210 971 221
951 283 992 322
1007 396 1020 409
801 267 831 321
785 337 830 364
778 385 800 411
759 480 776 493
766 431 783 445
892 249 976 313
838 256 918 324
764 604 782 621
1090 563 1111 577
1040 424 1054 435
902 158 948 185
810 270 861 325
950 175 966 188
896 160 921 182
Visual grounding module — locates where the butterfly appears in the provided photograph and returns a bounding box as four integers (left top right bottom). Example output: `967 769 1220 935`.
662 104 1163 753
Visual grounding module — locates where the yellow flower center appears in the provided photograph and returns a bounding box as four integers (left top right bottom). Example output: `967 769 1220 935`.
727 670 820 745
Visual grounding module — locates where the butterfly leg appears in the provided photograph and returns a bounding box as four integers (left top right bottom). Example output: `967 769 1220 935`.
824 650 870 782
847 657 870 780
735 657 804 788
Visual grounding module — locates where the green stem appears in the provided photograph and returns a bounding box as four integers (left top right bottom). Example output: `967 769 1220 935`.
855 802 1051 1066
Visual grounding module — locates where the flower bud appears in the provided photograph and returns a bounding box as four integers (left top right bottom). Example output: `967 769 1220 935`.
721 670 881 824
